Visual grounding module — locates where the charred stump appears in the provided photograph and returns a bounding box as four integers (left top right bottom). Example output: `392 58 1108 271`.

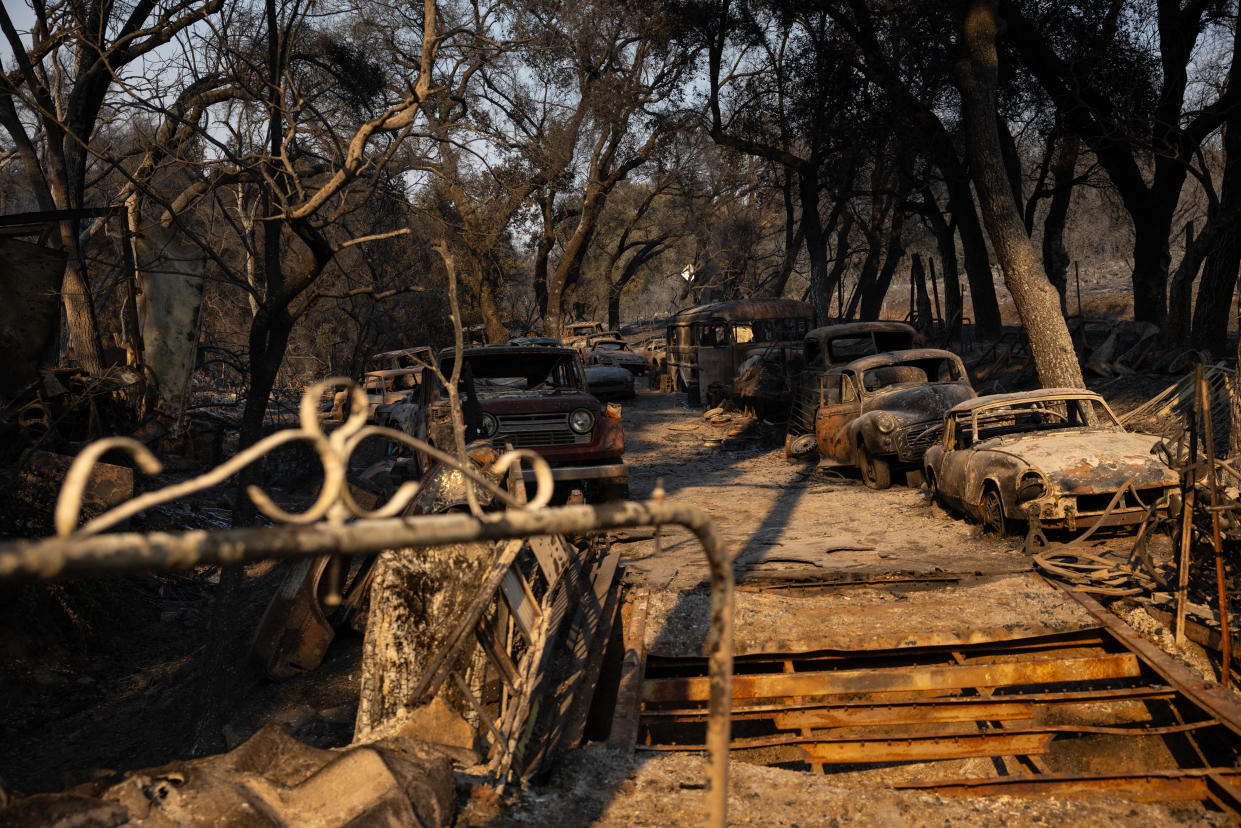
355 541 496 741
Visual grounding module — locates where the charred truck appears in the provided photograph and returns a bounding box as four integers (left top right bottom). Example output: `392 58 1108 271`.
418 346 629 502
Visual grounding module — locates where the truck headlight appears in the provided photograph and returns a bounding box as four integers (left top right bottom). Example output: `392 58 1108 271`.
569 408 595 434
875 412 897 433
480 412 499 437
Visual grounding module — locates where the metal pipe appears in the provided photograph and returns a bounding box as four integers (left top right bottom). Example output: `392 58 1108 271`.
0 499 734 827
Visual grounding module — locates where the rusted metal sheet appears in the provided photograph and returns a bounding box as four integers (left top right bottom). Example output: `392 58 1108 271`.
642 652 1141 703
895 768 1241 803
773 701 1036 729
609 588 651 749
1057 583 1241 740
642 685 1179 722
799 732 1054 764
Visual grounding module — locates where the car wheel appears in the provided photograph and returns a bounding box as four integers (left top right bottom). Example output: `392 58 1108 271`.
980 486 1009 537
786 433 817 460
927 470 947 508
858 443 892 490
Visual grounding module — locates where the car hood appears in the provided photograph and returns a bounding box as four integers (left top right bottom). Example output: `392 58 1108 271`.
866 382 975 424
474 391 598 413
595 351 644 362
978 429 1176 491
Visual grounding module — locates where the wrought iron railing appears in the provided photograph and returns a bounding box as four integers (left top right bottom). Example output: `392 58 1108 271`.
0 379 735 827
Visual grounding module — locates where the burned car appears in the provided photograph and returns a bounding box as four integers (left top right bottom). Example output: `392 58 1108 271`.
417 346 628 501
923 389 1179 535
786 321 917 457
582 338 647 375
814 349 975 489
584 364 636 400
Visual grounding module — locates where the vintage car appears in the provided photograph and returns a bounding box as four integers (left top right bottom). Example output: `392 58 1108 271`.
923 389 1180 535
785 321 917 457
416 345 628 501
582 338 647 375
325 366 423 423
584 364 636 400
563 320 605 343
364 345 433 373
814 349 975 489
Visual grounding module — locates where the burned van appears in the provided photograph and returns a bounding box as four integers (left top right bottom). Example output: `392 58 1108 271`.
664 298 813 405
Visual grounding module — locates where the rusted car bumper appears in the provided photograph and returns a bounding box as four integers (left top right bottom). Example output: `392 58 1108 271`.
520 460 629 484
1021 486 1176 531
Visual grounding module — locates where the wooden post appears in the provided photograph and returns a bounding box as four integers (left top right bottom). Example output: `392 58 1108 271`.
1200 365 1232 687
1176 486 1195 645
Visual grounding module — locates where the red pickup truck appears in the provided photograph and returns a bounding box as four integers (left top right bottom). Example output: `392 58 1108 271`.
417 345 629 501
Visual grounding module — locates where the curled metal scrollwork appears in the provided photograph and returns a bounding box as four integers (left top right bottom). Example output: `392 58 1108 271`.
54 378 556 537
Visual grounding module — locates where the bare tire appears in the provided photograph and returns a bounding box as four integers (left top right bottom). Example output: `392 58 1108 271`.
980 486 1009 537
858 443 892 490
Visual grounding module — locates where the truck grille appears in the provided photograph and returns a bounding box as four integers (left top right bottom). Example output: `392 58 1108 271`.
492 412 590 449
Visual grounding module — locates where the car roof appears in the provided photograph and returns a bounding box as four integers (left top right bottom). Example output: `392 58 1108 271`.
438 344 577 359
804 321 915 344
669 298 813 324
946 387 1104 415
841 348 964 373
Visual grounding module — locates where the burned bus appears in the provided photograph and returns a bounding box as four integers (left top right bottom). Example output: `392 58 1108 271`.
665 298 814 405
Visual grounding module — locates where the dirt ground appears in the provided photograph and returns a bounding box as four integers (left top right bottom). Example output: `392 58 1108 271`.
513 387 1241 826
3 381 1239 826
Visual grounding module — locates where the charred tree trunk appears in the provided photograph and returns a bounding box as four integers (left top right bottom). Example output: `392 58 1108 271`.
1167 222 1200 343
944 172 1002 338
355 541 495 741
957 0 1084 389
1191 58 1241 356
799 170 832 325
533 191 554 322
912 254 933 331
860 208 907 321
1041 133 1078 315
921 190 964 338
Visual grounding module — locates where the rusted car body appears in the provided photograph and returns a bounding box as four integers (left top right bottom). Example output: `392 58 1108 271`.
364 345 433 373
582 337 647 375
665 298 813 405
584 363 636 400
785 321 917 456
923 389 1179 534
325 366 423 423
563 321 604 343
418 346 628 500
813 349 975 489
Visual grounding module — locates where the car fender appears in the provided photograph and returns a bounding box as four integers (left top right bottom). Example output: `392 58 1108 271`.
963 452 1030 517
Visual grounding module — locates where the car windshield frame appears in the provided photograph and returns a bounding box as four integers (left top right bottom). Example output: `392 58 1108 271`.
951 396 1121 448
438 351 586 394
857 356 966 395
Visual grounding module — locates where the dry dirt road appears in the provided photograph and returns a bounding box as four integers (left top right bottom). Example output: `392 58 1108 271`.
497 387 1232 827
